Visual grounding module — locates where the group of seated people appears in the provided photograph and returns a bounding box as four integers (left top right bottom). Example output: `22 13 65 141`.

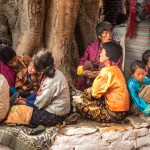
0 20 150 128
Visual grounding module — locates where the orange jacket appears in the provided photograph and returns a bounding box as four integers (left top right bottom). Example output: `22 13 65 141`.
92 66 130 111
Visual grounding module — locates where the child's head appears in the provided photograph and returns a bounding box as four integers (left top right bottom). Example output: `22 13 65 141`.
130 60 146 82
142 50 150 68
28 61 37 75
32 49 55 78
100 42 122 64
0 46 18 68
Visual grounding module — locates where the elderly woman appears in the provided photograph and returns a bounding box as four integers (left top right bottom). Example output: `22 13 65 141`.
74 21 122 90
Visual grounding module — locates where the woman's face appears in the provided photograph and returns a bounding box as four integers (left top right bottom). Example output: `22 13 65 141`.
98 30 112 43
132 68 146 82
100 48 109 65
7 56 19 69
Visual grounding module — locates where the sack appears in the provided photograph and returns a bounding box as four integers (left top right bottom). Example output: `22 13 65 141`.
0 74 10 120
138 85 150 103
5 105 33 125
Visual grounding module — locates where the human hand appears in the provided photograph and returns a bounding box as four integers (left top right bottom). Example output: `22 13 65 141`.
82 70 91 77
22 86 28 91
15 97 27 105
86 71 99 79
82 70 99 79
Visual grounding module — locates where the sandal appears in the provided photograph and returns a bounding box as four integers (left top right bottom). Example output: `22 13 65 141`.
65 113 79 125
10 92 19 106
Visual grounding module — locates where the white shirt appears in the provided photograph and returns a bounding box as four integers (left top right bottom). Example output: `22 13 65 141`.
34 69 70 116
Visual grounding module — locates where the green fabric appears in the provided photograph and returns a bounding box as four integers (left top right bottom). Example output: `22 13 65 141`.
143 104 150 116
0 125 58 150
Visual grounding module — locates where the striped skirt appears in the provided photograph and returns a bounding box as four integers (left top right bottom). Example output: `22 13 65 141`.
76 90 127 123
124 21 150 80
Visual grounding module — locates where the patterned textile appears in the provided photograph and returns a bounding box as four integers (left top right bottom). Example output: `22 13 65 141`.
130 84 150 116
76 90 127 123
127 0 137 39
30 109 68 128
112 23 127 42
15 68 39 93
13 55 31 73
103 0 125 26
0 125 58 150
0 60 15 89
124 20 150 80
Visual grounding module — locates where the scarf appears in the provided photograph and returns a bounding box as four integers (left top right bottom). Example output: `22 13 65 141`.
146 0 150 14
127 0 137 39
127 0 150 39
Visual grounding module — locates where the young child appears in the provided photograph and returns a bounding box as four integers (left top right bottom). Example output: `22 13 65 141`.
127 60 150 116
15 50 70 127
142 50 150 78
76 42 130 123
15 61 39 95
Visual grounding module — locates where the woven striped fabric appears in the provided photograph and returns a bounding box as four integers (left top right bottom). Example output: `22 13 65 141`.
103 0 125 26
124 20 150 80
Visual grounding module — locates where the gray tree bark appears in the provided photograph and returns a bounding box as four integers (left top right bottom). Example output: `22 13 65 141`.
0 0 100 81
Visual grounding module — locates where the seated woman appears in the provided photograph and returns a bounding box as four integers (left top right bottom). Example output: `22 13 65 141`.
74 21 122 90
76 42 129 123
127 60 150 116
15 50 71 127
0 46 31 94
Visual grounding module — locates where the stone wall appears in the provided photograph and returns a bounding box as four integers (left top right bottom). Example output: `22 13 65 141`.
50 116 150 150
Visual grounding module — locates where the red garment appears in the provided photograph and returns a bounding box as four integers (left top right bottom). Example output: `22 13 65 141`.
78 40 123 69
0 60 15 89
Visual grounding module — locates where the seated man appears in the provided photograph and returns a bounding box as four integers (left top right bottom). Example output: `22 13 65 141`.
76 42 129 123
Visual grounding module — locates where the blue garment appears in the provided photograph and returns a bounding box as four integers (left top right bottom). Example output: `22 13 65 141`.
26 93 38 109
127 77 150 115
10 87 17 97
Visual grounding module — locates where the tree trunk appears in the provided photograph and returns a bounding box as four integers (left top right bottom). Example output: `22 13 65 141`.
16 0 45 56
0 0 100 82
75 0 100 58
45 0 81 81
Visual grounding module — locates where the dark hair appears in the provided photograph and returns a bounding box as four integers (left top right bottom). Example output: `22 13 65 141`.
102 42 122 63
0 46 16 64
142 50 150 65
96 21 112 39
32 50 55 78
130 60 146 74
116 13 128 25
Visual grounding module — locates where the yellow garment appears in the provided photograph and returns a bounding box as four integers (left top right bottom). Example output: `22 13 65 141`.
77 66 83 75
5 105 33 125
92 66 130 111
